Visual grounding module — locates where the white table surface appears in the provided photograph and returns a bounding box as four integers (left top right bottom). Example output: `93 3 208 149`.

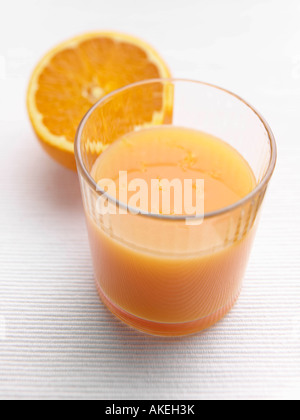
0 0 299 400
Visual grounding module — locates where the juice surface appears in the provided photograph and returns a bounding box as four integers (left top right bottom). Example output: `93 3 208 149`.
86 126 257 335
91 126 255 214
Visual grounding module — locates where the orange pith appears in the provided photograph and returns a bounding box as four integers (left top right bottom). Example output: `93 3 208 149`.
27 32 171 170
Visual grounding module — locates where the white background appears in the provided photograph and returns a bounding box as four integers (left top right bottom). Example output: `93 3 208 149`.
0 0 299 400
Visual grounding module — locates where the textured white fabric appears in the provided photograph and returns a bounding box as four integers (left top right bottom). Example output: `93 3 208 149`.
0 0 299 400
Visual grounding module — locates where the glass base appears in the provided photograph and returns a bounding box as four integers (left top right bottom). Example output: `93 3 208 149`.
96 283 240 337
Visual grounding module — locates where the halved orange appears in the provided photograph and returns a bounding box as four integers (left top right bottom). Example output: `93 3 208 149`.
27 32 171 170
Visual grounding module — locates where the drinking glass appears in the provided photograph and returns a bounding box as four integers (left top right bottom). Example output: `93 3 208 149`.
75 79 277 336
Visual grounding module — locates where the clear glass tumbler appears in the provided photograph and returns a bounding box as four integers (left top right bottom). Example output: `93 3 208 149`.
75 79 277 336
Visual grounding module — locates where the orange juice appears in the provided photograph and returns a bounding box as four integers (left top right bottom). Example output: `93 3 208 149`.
86 126 257 336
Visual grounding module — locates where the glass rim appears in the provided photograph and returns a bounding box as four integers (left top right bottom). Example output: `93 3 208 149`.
74 78 277 221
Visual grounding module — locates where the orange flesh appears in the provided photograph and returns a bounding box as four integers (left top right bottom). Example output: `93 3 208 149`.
35 38 161 144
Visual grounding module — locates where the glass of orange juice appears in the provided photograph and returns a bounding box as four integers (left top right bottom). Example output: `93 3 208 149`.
75 79 276 336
